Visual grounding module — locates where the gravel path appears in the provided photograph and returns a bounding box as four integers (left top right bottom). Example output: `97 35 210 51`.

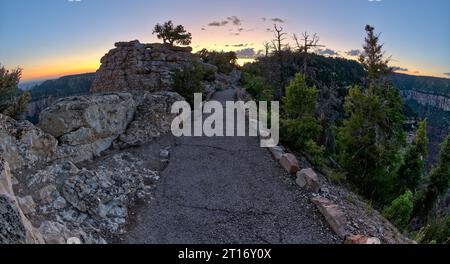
122 88 339 244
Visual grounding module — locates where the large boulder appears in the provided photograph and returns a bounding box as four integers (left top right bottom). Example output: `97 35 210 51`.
38 93 137 163
0 114 58 171
116 92 185 148
0 156 43 244
91 40 201 94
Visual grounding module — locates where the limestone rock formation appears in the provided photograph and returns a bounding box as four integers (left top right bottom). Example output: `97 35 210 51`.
0 156 43 244
116 92 184 148
39 93 137 163
38 91 183 163
91 40 200 93
0 114 58 172
401 90 450 112
20 153 159 242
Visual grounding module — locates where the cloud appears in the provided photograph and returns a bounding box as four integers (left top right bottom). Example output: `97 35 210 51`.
227 16 242 26
392 66 409 72
368 0 382 2
230 43 248 47
271 18 285 23
345 49 361 56
208 20 229 27
234 48 256 59
317 49 340 56
201 28 206 31
266 28 272 32
444 72 450 77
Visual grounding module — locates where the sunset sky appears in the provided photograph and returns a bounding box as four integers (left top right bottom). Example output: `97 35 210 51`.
1 0 449 82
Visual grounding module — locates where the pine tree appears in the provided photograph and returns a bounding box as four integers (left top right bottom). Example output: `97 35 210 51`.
396 120 429 195
413 136 450 218
0 64 29 119
336 25 405 203
283 73 318 119
153 21 192 46
359 25 391 83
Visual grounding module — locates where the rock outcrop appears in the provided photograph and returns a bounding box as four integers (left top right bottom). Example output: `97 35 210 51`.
115 92 184 148
1 89 185 243
38 93 137 163
0 114 58 172
37 91 182 163
401 90 450 111
91 40 199 94
0 156 43 244
14 151 160 243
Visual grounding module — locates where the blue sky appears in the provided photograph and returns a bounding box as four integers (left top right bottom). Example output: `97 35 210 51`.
0 0 449 81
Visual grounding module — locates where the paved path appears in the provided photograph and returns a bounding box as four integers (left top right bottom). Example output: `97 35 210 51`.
122 89 338 244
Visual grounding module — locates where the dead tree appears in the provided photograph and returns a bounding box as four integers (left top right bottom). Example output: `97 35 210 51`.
271 24 288 99
271 24 287 54
293 32 324 78
263 42 271 57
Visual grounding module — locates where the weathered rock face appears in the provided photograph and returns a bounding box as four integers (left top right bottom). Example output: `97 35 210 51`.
401 90 450 112
91 40 199 94
0 156 43 244
116 92 184 148
38 93 137 163
38 91 183 163
20 152 159 242
0 114 58 172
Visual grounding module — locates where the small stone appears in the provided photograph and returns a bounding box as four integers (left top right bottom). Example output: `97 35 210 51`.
159 149 170 159
39 185 58 204
11 176 19 186
17 196 36 215
280 153 299 174
269 146 284 160
345 235 381 244
52 196 67 210
296 168 321 193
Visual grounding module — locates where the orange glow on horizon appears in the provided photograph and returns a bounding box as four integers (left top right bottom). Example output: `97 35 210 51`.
21 61 100 82
19 41 449 82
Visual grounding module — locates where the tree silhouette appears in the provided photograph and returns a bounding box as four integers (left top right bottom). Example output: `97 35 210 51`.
153 21 192 46
359 25 391 83
271 24 287 99
263 42 271 57
293 32 324 78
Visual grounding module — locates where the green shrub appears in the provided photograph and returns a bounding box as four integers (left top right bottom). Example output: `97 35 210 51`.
280 118 324 166
0 64 30 120
282 73 318 119
173 64 204 106
5 92 31 120
197 49 237 74
241 73 274 101
383 191 414 230
304 139 325 168
415 217 450 244
280 118 321 147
